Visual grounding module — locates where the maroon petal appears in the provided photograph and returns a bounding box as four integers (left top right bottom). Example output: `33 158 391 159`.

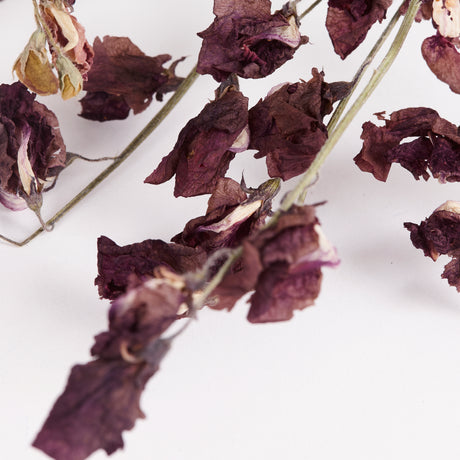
197 0 307 81
95 236 206 300
404 201 460 291
0 82 66 209
79 91 130 121
81 36 184 120
326 0 392 59
246 205 339 323
248 262 322 323
145 88 248 197
33 348 169 460
421 34 460 94
171 177 276 253
354 107 460 182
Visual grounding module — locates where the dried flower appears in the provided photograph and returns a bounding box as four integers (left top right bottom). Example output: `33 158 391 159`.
0 82 66 211
80 36 185 121
249 69 350 180
197 0 308 81
33 274 190 460
145 85 249 197
354 107 460 182
404 201 460 291
95 235 207 300
326 0 393 59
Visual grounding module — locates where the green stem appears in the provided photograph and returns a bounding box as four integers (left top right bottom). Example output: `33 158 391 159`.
327 0 404 133
0 66 200 247
278 0 420 214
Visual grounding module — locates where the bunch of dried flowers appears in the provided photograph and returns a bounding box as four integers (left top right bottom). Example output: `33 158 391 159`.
1 0 459 459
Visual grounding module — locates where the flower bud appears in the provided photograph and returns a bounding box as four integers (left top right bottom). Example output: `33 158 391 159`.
13 29 59 96
55 54 83 99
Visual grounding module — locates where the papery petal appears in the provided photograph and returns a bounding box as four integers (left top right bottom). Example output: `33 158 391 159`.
355 107 460 181
326 0 392 59
432 0 460 38
404 201 460 291
249 69 347 180
145 89 248 197
80 36 183 120
33 349 169 460
422 34 460 94
95 236 206 300
197 0 307 81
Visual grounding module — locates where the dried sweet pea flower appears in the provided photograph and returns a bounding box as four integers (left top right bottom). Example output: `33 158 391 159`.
34 274 190 460
0 82 66 213
79 36 184 121
39 0 94 79
172 177 279 254
145 84 249 197
326 0 393 59
249 68 350 180
354 107 460 182
95 235 207 300
404 201 460 291
420 0 460 93
197 0 308 81
245 205 340 323
14 0 93 99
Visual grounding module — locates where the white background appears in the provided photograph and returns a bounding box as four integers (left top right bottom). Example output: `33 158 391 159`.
1 1 460 459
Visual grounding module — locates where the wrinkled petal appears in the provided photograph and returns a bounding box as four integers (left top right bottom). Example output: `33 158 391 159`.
354 107 460 182
0 82 66 210
422 34 460 94
145 88 248 197
404 201 460 291
171 178 274 253
326 0 392 59
95 235 206 300
33 347 169 460
249 69 349 180
197 0 307 81
80 36 184 120
245 205 338 323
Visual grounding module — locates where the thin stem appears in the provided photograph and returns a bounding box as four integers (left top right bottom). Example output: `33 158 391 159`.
299 0 323 20
278 0 421 214
327 0 404 133
66 152 118 166
0 66 200 247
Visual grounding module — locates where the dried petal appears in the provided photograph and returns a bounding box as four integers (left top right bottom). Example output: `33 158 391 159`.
246 205 339 323
34 274 189 460
13 29 59 96
249 69 348 180
421 34 460 94
197 0 308 81
171 178 274 253
95 236 206 300
354 107 460 182
404 201 460 291
80 36 184 120
145 88 248 197
326 0 392 59
0 82 66 210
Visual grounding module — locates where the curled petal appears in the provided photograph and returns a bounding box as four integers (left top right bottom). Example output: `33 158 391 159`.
422 34 460 94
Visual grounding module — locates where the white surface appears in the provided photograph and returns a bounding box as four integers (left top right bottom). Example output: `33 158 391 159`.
1 1 460 459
